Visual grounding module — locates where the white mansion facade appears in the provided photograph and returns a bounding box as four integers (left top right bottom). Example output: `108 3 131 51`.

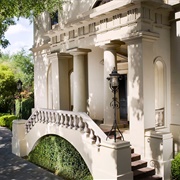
13 0 180 179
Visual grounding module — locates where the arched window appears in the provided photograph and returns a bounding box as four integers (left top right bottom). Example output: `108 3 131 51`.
154 58 165 127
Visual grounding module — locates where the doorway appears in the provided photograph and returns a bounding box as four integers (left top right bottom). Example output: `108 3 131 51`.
119 74 128 125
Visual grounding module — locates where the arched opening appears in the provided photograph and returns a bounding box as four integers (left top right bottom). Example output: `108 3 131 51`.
28 135 92 180
154 58 165 127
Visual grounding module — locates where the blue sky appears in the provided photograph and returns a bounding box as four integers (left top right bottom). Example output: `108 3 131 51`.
1 18 33 54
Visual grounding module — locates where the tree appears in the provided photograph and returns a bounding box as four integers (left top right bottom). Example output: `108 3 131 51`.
0 49 34 92
0 0 63 50
11 49 34 91
0 64 16 113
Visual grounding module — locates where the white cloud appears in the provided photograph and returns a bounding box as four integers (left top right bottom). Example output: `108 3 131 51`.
0 18 33 54
6 23 31 35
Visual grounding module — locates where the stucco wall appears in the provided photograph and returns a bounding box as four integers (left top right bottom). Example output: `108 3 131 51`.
59 0 94 25
34 52 48 108
34 12 51 47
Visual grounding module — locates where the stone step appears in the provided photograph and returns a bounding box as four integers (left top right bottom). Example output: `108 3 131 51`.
131 160 147 171
131 153 141 162
133 167 155 180
131 147 134 154
140 175 162 180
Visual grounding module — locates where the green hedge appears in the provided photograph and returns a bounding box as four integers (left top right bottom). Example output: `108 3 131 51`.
0 115 18 130
172 152 180 180
28 135 93 180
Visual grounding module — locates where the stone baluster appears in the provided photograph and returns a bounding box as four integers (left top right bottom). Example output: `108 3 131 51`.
51 112 54 123
42 111 45 123
68 115 73 129
56 113 60 125
49 112 52 123
64 114 69 128
95 136 101 146
78 116 84 131
84 122 90 137
39 111 42 123
60 114 64 127
73 115 78 130
89 129 95 144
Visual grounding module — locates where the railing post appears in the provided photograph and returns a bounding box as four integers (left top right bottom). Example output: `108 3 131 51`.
145 129 173 180
90 140 133 180
12 120 27 157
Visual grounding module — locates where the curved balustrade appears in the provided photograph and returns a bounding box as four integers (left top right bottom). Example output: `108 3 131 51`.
25 109 107 146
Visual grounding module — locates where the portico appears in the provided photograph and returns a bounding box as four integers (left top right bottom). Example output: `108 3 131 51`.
29 0 177 179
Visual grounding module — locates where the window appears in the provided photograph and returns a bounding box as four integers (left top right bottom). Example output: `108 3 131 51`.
51 10 58 26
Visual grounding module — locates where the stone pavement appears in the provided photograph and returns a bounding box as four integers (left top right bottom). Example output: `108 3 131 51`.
0 126 64 180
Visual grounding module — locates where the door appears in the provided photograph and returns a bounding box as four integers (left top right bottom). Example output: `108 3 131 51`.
119 74 127 121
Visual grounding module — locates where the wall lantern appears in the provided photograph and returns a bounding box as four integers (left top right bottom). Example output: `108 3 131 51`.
17 79 23 119
107 67 124 142
17 79 23 93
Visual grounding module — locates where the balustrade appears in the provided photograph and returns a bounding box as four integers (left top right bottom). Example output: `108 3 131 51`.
25 109 106 146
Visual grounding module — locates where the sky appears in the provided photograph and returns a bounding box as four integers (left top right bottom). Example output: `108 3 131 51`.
1 18 33 54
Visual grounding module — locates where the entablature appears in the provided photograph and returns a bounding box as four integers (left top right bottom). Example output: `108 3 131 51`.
43 1 171 52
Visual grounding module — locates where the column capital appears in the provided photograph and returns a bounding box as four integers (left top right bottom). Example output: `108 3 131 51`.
121 31 159 44
67 48 91 55
47 52 72 60
100 40 125 50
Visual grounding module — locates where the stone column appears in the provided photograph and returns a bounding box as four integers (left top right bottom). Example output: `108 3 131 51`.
123 32 159 155
100 42 122 129
47 53 72 110
68 48 91 112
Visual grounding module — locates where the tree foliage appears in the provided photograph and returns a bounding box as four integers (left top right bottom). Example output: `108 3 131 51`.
0 64 16 113
0 0 63 49
0 49 34 92
0 50 34 113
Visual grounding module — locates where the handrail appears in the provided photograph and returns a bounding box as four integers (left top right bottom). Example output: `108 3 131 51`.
25 108 107 145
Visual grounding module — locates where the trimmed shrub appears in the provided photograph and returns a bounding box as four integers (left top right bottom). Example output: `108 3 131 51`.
28 135 93 180
0 115 18 130
171 152 180 180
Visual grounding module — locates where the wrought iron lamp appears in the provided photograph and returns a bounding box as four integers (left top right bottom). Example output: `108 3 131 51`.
17 79 23 119
17 79 22 92
106 67 124 142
